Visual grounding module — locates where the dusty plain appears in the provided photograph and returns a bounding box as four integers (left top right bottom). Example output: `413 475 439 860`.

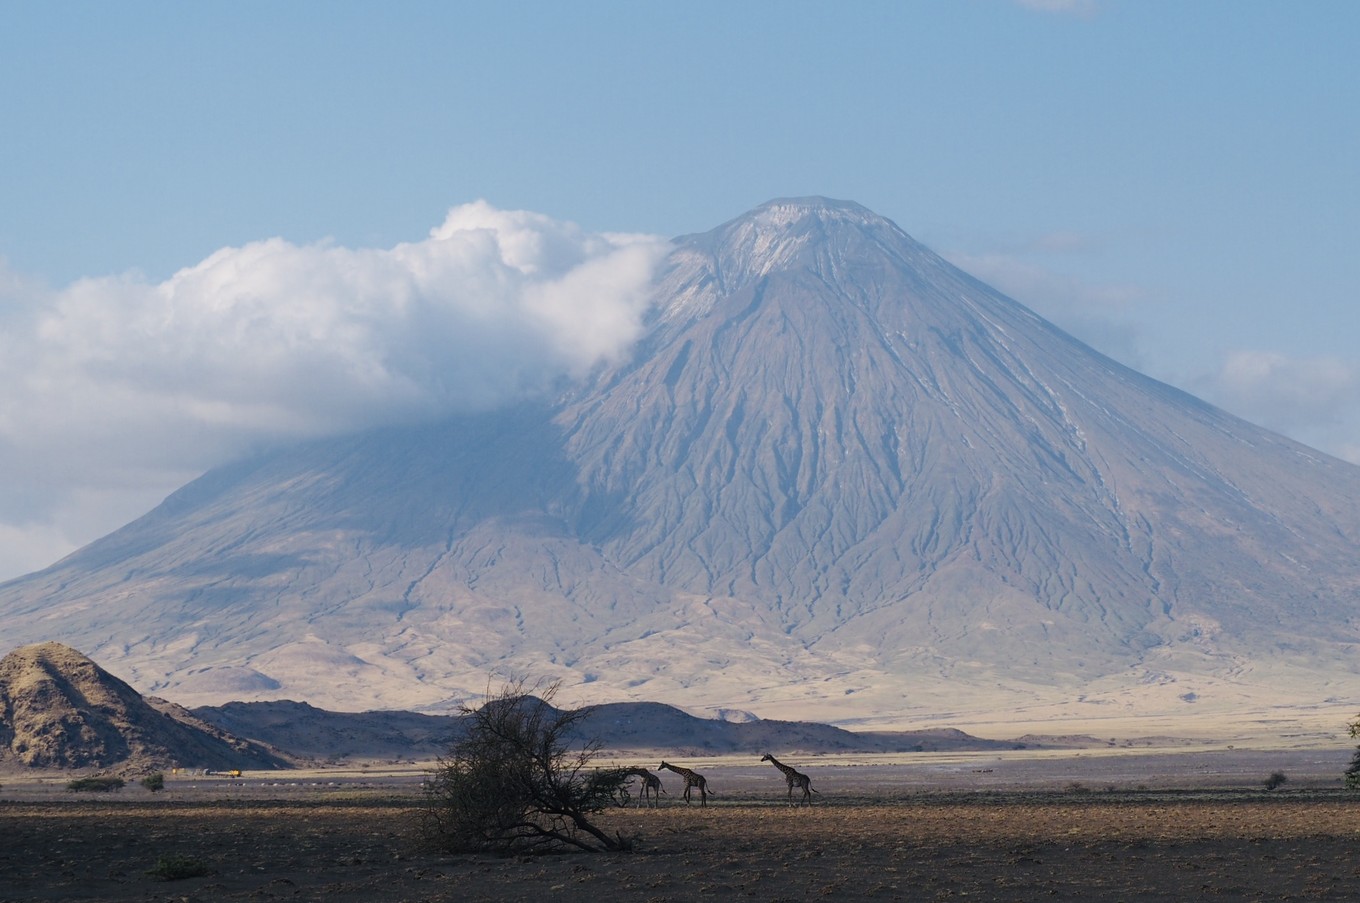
4 744 1360 903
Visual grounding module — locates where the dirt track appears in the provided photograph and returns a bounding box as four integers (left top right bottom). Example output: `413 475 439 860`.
3 788 1359 902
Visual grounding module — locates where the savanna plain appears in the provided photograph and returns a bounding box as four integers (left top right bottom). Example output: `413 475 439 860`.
4 744 1359 903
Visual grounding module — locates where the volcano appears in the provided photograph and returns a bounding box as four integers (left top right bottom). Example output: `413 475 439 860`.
2 198 1358 727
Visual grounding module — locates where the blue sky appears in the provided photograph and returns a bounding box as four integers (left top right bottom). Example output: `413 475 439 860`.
0 0 1357 579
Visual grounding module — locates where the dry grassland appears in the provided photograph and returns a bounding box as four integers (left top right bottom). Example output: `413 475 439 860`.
3 765 1360 902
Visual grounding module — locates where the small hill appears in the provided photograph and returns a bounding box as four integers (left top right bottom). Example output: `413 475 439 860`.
0 642 290 771
192 697 1020 759
193 700 456 761
576 701 1018 754
0 641 1019 769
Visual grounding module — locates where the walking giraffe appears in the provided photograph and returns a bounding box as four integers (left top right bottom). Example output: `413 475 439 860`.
761 753 817 805
622 766 665 808
659 761 710 807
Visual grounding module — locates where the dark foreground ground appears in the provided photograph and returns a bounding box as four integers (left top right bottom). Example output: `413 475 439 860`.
3 782 1359 902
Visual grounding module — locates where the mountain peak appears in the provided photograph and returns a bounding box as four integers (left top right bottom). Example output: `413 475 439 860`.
747 195 882 226
703 195 903 249
656 197 929 326
3 201 1360 729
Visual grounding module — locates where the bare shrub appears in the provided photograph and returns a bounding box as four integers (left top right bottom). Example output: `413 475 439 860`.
147 854 212 880
1345 750 1360 793
66 776 125 793
421 679 631 854
1346 715 1360 793
1263 771 1287 791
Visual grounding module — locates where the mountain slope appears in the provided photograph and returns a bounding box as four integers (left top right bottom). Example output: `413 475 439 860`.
1 198 1358 726
0 642 290 770
559 200 1360 683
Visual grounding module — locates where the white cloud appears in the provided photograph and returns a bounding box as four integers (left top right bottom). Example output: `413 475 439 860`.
1191 350 1360 463
0 204 670 580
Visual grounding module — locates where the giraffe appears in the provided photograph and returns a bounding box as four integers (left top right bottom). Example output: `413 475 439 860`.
659 761 709 807
622 766 665 808
761 753 817 805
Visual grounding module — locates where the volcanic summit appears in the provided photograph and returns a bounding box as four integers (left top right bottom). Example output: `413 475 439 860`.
2 198 1358 726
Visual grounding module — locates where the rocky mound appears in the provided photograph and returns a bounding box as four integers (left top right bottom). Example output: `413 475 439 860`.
193 697 1021 759
576 701 1016 754
0 642 290 771
194 699 456 761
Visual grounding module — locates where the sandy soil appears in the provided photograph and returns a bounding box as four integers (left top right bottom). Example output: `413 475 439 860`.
4 792 1359 902
4 753 1360 903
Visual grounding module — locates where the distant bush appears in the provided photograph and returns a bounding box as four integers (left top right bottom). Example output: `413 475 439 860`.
1263 771 1287 791
66 776 126 793
141 772 165 792
1346 715 1360 793
1345 750 1360 793
146 854 212 881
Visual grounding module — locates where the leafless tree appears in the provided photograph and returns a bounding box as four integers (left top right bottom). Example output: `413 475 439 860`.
422 678 631 853
1345 714 1360 793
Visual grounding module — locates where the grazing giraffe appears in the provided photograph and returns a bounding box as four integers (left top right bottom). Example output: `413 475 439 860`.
623 766 665 808
761 753 817 805
659 761 709 807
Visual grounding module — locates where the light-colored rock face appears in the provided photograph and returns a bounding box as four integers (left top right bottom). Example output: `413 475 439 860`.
0 642 138 768
2 198 1359 728
0 642 286 769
